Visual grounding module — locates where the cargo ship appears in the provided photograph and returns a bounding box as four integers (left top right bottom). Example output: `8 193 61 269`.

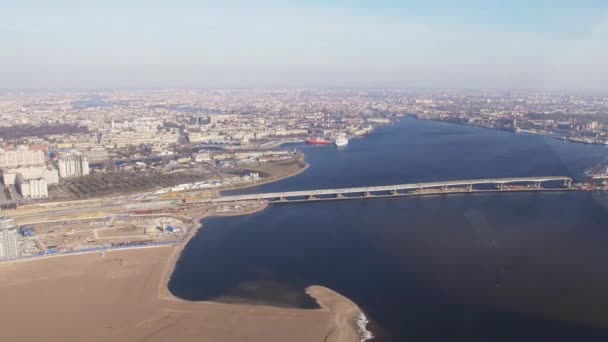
567 136 593 144
566 136 608 145
305 138 332 145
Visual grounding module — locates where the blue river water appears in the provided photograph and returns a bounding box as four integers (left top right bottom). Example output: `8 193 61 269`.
170 118 608 342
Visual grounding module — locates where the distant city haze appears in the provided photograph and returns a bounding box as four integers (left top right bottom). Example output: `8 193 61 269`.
2 0 608 91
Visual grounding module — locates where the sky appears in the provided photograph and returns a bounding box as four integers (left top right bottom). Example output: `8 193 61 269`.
1 0 608 91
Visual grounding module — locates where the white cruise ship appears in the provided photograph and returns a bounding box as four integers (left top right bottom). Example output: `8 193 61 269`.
334 135 349 147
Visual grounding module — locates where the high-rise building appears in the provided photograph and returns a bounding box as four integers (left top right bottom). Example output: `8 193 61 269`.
16 175 48 198
0 229 18 260
58 151 90 178
1 166 59 186
0 217 18 260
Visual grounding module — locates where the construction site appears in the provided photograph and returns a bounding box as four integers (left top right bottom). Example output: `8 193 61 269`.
16 214 191 256
0 183 267 262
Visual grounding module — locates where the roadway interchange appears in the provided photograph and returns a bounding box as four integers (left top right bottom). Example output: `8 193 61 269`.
208 176 574 203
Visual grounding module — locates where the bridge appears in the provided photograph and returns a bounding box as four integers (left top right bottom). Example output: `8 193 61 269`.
208 176 574 203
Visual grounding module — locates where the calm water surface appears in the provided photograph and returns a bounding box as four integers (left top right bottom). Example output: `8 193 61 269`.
170 119 608 342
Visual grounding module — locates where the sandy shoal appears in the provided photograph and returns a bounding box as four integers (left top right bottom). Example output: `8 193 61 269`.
0 242 362 342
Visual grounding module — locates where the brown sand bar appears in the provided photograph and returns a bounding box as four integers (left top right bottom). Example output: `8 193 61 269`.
307 286 365 342
0 216 364 342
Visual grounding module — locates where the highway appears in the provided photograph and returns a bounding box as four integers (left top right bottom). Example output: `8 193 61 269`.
5 176 574 224
208 176 574 203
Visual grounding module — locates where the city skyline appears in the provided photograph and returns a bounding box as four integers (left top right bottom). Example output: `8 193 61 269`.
2 1 608 91
5 3 608 342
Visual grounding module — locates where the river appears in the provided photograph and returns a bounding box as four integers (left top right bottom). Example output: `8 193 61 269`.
170 118 608 342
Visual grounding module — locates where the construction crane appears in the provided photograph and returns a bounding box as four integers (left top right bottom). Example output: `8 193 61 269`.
585 160 608 183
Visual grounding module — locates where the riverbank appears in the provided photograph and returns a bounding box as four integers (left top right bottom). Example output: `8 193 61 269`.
0 247 322 341
0 155 311 263
0 154 368 342
162 204 368 342
0 203 365 342
412 116 608 146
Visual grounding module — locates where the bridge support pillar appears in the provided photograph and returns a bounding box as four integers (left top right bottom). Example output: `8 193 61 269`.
564 179 572 188
534 182 541 188
307 195 316 200
496 183 503 190
336 193 344 199
362 192 372 197
442 185 448 191
467 184 473 192
388 190 397 195
278 196 287 202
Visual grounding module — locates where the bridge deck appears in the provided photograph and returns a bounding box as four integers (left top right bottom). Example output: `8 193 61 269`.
210 176 572 203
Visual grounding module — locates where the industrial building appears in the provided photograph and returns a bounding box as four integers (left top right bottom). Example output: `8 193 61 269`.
58 151 90 178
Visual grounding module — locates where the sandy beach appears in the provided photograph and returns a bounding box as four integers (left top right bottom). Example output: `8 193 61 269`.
0 210 365 342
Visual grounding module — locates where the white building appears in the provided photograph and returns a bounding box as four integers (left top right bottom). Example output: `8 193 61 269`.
1 166 59 186
16 175 48 198
58 151 90 178
0 217 18 260
188 132 218 143
0 217 15 230
0 149 45 168
0 229 18 260
100 130 179 148
209 114 239 125
111 118 162 132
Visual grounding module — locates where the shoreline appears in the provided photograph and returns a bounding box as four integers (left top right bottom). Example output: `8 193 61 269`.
157 202 269 302
307 285 374 342
0 202 366 342
412 116 608 147
155 154 369 341
0 155 310 265
159 203 369 342
1 136 584 341
0 145 372 342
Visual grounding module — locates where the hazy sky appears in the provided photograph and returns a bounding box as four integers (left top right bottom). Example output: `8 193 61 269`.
2 0 608 91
